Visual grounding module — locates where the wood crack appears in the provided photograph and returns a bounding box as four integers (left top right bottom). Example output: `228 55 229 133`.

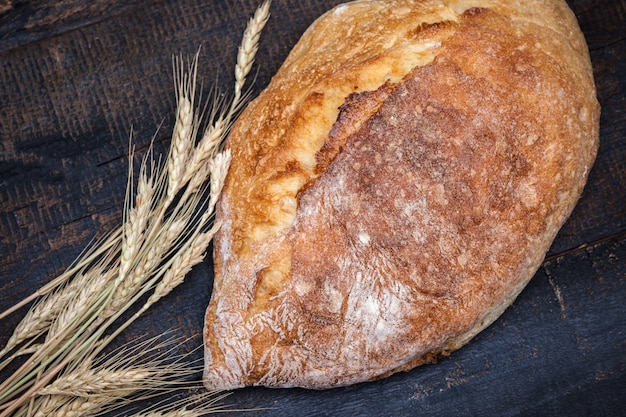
543 228 626 263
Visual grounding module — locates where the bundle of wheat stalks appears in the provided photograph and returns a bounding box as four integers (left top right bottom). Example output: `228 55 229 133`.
0 2 270 416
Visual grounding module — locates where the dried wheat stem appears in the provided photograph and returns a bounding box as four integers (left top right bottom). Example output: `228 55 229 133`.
0 226 121 324
166 52 200 203
0 354 70 417
130 391 232 417
0 245 119 358
1 3 272 415
101 171 157 319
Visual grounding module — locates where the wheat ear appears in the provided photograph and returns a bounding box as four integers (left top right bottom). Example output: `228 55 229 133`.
180 0 269 190
119 152 156 285
234 0 271 104
31 395 104 417
0 296 59 359
45 264 117 344
166 52 200 203
27 335 202 417
37 367 151 397
0 2 271 415
101 13 253 330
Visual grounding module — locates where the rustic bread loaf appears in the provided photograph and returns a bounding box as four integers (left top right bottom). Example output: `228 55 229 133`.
203 0 599 389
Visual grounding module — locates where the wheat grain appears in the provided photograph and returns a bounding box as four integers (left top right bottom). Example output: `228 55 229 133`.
31 395 68 417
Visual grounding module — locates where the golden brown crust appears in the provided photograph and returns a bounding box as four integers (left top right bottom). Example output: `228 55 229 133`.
204 0 599 389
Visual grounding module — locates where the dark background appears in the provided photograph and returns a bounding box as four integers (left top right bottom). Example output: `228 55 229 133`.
1 0 624 415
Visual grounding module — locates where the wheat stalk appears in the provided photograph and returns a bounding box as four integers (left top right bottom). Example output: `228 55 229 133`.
0 227 122 325
21 335 205 417
0 3 270 416
128 391 233 417
0 233 121 361
181 0 269 189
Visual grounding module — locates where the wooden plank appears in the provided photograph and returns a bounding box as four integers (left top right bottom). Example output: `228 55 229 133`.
0 0 624 415
0 0 154 53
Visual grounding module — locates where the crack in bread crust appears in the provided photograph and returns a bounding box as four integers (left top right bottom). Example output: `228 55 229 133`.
204 0 599 390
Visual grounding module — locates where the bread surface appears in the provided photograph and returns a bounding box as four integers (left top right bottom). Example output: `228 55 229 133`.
204 0 600 389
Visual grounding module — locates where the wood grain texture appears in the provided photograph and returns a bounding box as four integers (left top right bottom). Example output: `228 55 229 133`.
0 0 624 415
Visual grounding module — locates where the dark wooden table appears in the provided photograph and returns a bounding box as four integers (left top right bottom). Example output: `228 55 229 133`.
1 1 624 415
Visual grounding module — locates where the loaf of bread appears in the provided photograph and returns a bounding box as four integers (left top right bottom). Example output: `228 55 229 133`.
203 0 599 389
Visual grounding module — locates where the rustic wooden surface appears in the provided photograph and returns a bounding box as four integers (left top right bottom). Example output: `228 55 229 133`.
0 0 624 415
